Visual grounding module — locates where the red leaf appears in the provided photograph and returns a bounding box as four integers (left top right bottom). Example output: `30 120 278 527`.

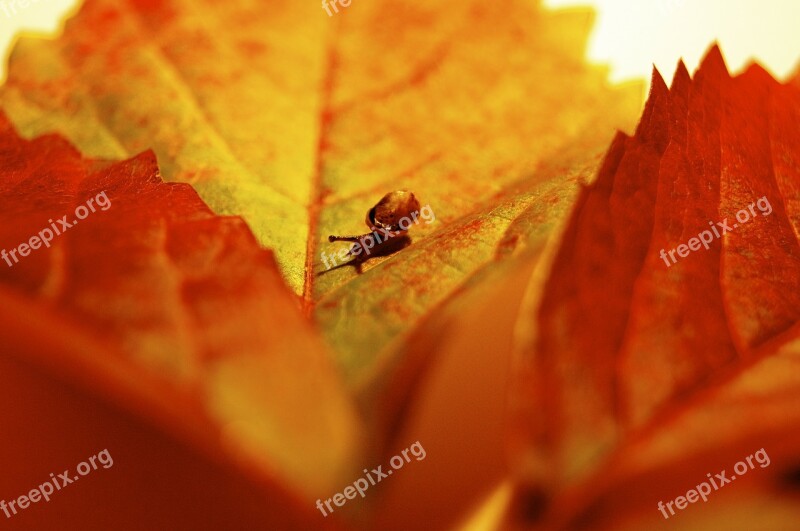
0 113 359 528
509 45 800 527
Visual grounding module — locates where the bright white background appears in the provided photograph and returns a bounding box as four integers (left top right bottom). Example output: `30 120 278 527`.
544 0 799 85
0 0 80 81
0 0 797 85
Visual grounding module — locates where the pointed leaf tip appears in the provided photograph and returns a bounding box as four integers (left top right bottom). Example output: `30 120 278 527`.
647 66 669 105
634 66 669 140
672 59 691 91
650 65 668 91
698 42 729 78
741 61 778 86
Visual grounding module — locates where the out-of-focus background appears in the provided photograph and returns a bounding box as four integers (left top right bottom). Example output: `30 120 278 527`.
0 0 79 80
544 0 798 84
9 0 795 90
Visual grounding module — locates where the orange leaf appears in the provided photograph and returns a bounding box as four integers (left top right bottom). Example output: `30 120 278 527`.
0 114 362 525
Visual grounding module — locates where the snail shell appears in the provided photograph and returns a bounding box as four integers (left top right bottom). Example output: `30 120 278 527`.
366 190 421 231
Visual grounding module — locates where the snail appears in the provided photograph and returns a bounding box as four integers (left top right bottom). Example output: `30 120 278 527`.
321 191 421 272
328 190 421 243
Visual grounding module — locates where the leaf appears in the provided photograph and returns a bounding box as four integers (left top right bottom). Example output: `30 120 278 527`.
12 1 796 529
0 0 642 386
0 113 363 515
369 256 545 531
503 47 800 528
